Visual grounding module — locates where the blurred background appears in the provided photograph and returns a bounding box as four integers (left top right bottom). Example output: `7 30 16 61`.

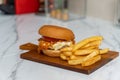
0 0 119 23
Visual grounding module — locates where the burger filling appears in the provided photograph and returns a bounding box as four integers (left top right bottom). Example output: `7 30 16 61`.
38 36 74 50
52 42 72 50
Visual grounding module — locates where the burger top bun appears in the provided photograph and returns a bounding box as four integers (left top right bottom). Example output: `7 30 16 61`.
39 25 75 40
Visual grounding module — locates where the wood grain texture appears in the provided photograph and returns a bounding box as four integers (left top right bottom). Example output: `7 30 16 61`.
20 50 119 74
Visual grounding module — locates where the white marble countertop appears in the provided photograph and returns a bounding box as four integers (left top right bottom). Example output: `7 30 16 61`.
0 14 120 80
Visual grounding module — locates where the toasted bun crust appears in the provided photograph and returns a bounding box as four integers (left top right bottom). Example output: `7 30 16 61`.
42 50 60 57
39 25 74 40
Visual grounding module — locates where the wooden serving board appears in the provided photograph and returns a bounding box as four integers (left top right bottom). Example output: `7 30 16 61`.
20 50 119 74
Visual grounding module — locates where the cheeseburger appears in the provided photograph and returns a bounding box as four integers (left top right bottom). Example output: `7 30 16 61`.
38 25 75 57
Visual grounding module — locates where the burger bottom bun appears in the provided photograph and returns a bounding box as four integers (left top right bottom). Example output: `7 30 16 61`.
42 50 61 57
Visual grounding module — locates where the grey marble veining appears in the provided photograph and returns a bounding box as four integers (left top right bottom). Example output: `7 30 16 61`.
0 13 120 80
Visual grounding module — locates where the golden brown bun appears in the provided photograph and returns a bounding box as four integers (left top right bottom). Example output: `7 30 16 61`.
42 50 60 57
39 25 75 40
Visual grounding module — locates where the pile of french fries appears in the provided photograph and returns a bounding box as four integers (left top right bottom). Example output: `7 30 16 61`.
60 36 109 67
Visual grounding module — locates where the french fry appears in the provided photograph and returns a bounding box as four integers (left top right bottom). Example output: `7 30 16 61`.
60 46 73 52
84 46 99 49
100 48 109 54
81 40 102 49
70 55 77 60
63 51 72 56
83 50 99 62
72 36 103 52
58 36 110 66
60 54 69 60
68 56 86 65
70 55 87 60
74 49 96 56
81 55 101 66
68 50 100 65
20 43 38 50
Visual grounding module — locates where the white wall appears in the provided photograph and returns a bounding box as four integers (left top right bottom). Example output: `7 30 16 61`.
87 0 117 21
69 0 117 21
